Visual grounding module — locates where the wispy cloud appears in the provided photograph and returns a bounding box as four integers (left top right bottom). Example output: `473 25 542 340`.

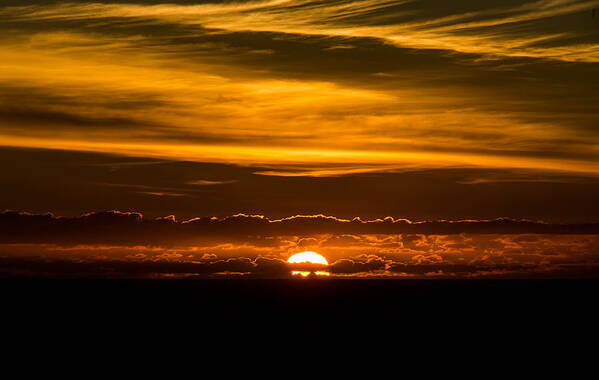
4 0 597 61
1 1 598 178
186 179 238 185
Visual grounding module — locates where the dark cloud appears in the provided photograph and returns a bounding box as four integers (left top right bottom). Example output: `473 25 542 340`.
386 262 535 276
2 210 599 247
329 256 387 274
0 256 261 277
0 255 332 278
3 147 599 222
3 251 598 279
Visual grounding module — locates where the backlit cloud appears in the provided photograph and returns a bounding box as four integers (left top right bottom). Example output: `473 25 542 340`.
1 1 598 178
2 210 599 246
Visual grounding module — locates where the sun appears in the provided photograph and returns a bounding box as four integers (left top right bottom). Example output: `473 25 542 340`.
287 251 328 265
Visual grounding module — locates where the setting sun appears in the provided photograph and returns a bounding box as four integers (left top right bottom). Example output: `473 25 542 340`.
287 251 329 265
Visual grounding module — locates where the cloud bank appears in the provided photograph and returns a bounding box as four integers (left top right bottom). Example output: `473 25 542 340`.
2 211 599 246
2 211 599 278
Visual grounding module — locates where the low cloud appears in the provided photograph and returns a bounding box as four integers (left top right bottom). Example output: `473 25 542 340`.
3 253 597 279
2 211 599 278
329 255 387 274
0 255 328 278
2 211 599 247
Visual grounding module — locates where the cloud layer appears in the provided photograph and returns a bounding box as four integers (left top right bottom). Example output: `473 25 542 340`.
1 1 599 177
2 210 599 246
2 210 599 278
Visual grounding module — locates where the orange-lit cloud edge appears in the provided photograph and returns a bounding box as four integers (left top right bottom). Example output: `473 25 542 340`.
2 210 599 279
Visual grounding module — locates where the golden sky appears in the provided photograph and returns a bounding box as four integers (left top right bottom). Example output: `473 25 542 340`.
1 0 599 226
1 0 599 177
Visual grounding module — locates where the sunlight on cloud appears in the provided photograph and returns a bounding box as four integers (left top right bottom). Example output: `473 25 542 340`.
3 0 598 61
1 1 599 177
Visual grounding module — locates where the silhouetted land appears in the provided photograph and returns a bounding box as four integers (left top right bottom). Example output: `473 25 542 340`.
5 280 598 346
4 279 598 316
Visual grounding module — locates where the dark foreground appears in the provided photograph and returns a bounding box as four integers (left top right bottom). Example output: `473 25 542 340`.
5 279 599 345
3 278 598 315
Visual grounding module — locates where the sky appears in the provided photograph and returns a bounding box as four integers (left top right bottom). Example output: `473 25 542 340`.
1 0 599 278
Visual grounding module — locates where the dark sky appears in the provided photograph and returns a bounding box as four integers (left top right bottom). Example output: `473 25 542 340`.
2 146 599 222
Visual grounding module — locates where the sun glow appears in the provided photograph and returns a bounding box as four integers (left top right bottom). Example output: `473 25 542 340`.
287 251 328 265
288 251 330 277
291 271 331 277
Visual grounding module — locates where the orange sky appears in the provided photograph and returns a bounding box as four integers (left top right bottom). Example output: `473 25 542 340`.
2 0 599 225
2 0 599 177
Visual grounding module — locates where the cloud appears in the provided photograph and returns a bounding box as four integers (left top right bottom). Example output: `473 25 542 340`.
4 0 598 61
186 179 237 185
0 253 334 278
2 211 599 247
386 262 535 276
329 255 387 274
3 248 597 278
0 256 262 277
1 1 599 178
2 212 599 278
